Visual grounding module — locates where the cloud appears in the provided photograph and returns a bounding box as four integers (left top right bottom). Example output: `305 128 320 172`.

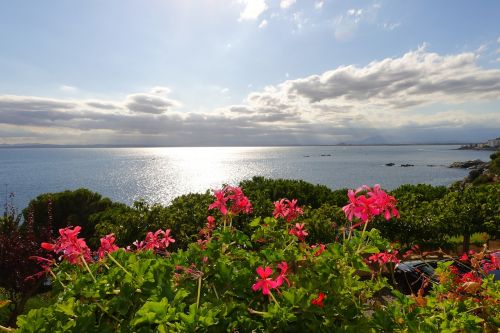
125 87 180 114
60 85 78 92
333 5 380 40
280 0 296 9
314 1 324 10
1 48 500 145
258 19 268 28
381 22 401 31
239 0 268 21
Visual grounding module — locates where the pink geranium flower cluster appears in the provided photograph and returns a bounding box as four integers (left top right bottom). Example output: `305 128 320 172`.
311 292 326 307
41 226 92 265
40 226 176 268
273 199 303 222
209 186 253 216
97 233 119 260
133 229 175 252
342 184 399 227
252 261 289 295
289 223 308 242
367 250 400 265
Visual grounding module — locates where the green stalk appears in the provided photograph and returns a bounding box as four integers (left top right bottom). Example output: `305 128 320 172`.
355 220 370 253
48 268 66 288
247 308 267 316
81 255 97 283
96 303 122 324
269 291 280 307
107 252 133 277
196 276 202 310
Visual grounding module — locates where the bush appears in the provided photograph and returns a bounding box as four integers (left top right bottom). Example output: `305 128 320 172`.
12 187 500 332
23 188 116 241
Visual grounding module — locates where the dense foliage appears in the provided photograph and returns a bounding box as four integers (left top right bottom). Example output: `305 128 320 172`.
0 204 50 327
6 185 499 332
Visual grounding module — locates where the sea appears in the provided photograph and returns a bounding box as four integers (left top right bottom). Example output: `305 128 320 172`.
0 145 493 211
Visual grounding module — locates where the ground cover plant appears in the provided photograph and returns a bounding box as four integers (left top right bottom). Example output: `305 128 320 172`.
1 184 498 332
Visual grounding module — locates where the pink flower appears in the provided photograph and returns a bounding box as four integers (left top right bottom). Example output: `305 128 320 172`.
26 256 55 281
208 186 252 216
41 226 92 265
206 216 216 229
368 185 400 220
134 229 175 252
343 185 399 227
459 253 469 262
252 266 279 295
275 261 290 287
144 229 175 251
208 189 229 215
311 292 325 307
367 251 400 265
97 233 119 259
289 223 308 241
311 243 326 257
273 198 304 222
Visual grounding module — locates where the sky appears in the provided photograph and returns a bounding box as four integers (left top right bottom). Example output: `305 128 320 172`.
0 0 499 146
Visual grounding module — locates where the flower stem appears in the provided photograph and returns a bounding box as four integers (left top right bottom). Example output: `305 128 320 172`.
107 252 133 277
269 291 280 307
247 308 267 316
48 268 66 288
356 220 370 253
196 276 202 310
81 256 96 283
96 303 122 324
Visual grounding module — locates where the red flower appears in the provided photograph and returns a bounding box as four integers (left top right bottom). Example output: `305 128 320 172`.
368 184 400 220
367 251 400 265
41 226 92 265
275 261 290 287
311 292 325 307
208 189 229 215
289 223 308 241
208 186 252 216
311 243 326 257
343 185 399 227
273 198 304 222
134 229 175 252
252 266 279 295
97 233 119 259
206 216 216 229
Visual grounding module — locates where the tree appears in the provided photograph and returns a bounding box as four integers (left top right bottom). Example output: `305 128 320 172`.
22 189 116 241
0 205 50 327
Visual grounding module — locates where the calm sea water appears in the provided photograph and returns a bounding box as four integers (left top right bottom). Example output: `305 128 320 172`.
0 146 492 210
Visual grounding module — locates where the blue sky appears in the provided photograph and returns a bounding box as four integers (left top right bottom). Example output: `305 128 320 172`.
0 0 499 145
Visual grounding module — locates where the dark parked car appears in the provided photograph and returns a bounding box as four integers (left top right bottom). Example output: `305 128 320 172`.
393 256 499 295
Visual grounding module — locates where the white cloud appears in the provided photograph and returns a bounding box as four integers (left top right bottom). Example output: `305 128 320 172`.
239 0 268 21
258 19 268 28
334 5 380 40
150 86 171 95
381 22 401 31
497 36 500 43
1 48 500 145
125 88 181 114
60 85 77 92
280 0 296 9
314 1 324 10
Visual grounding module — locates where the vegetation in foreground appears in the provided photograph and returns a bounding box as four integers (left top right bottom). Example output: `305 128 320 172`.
0 181 499 332
0 151 498 331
